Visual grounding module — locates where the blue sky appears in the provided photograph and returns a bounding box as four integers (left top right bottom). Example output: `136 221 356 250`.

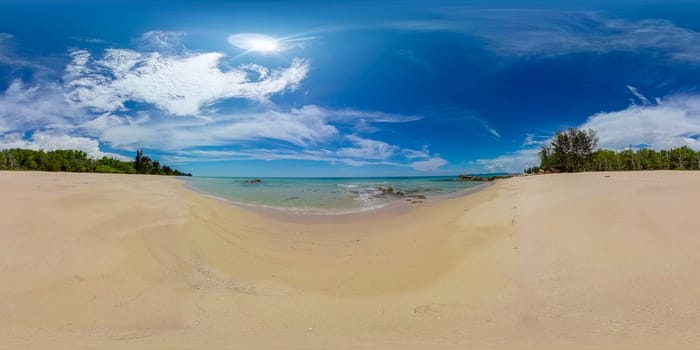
2 0 700 176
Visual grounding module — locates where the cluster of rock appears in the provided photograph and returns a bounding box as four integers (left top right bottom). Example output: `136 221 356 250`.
453 174 513 182
375 186 427 204
376 186 403 196
244 179 262 183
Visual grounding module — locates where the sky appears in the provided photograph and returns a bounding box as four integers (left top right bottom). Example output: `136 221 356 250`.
1 0 700 176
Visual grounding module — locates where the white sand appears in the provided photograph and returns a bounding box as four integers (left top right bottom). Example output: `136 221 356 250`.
1 171 699 349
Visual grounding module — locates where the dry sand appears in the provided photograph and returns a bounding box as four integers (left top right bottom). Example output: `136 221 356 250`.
0 171 699 349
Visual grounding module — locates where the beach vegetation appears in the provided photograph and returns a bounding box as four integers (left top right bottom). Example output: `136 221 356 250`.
531 128 700 173
0 148 191 176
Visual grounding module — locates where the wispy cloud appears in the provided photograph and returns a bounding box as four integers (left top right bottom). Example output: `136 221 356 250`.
394 49 432 72
162 148 400 168
484 125 501 139
135 30 186 53
410 156 447 172
386 10 700 63
522 133 550 147
402 146 430 160
427 107 501 139
92 107 340 151
69 36 106 44
0 33 48 71
626 85 651 105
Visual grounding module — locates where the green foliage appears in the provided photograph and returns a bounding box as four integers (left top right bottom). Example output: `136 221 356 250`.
524 166 540 174
588 145 700 171
532 127 700 172
542 128 598 172
0 148 191 176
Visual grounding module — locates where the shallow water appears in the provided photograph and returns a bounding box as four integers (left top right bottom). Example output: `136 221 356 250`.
183 175 507 213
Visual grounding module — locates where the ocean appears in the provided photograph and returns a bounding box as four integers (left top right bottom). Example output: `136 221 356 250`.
183 175 507 214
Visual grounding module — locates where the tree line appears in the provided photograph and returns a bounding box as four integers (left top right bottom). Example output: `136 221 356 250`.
0 148 191 176
525 128 700 173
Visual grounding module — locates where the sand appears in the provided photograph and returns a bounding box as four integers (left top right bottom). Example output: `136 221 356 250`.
1 171 699 349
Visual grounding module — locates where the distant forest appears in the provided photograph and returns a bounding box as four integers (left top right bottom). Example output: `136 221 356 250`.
525 128 700 173
0 148 191 176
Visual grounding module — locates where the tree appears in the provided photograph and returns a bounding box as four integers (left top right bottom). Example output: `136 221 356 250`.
542 128 598 172
0 148 189 176
151 160 161 175
669 146 695 169
134 149 144 172
591 149 618 171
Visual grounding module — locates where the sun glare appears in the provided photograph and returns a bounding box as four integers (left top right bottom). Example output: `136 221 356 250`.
228 33 282 53
247 38 280 52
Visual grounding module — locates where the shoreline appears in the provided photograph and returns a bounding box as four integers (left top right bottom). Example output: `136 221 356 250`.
180 176 495 223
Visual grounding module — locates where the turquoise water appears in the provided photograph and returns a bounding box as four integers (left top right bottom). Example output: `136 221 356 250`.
183 175 503 213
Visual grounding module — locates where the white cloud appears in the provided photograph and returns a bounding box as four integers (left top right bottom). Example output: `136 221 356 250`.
410 156 448 172
0 131 126 160
85 105 420 153
336 135 398 160
581 94 700 150
94 107 339 151
0 79 85 133
65 48 309 116
467 148 540 174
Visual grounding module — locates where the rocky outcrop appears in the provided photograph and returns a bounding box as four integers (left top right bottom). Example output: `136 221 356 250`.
376 186 405 197
244 179 262 183
454 174 514 182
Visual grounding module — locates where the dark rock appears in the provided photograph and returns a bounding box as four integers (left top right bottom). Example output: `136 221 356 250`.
456 175 490 181
376 186 394 194
244 178 262 183
376 186 409 198
455 174 515 182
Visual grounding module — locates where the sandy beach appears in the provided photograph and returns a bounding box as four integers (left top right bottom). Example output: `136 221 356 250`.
1 171 699 349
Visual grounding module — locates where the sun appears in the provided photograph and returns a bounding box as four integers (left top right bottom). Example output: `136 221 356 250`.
246 37 280 52
228 33 282 53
